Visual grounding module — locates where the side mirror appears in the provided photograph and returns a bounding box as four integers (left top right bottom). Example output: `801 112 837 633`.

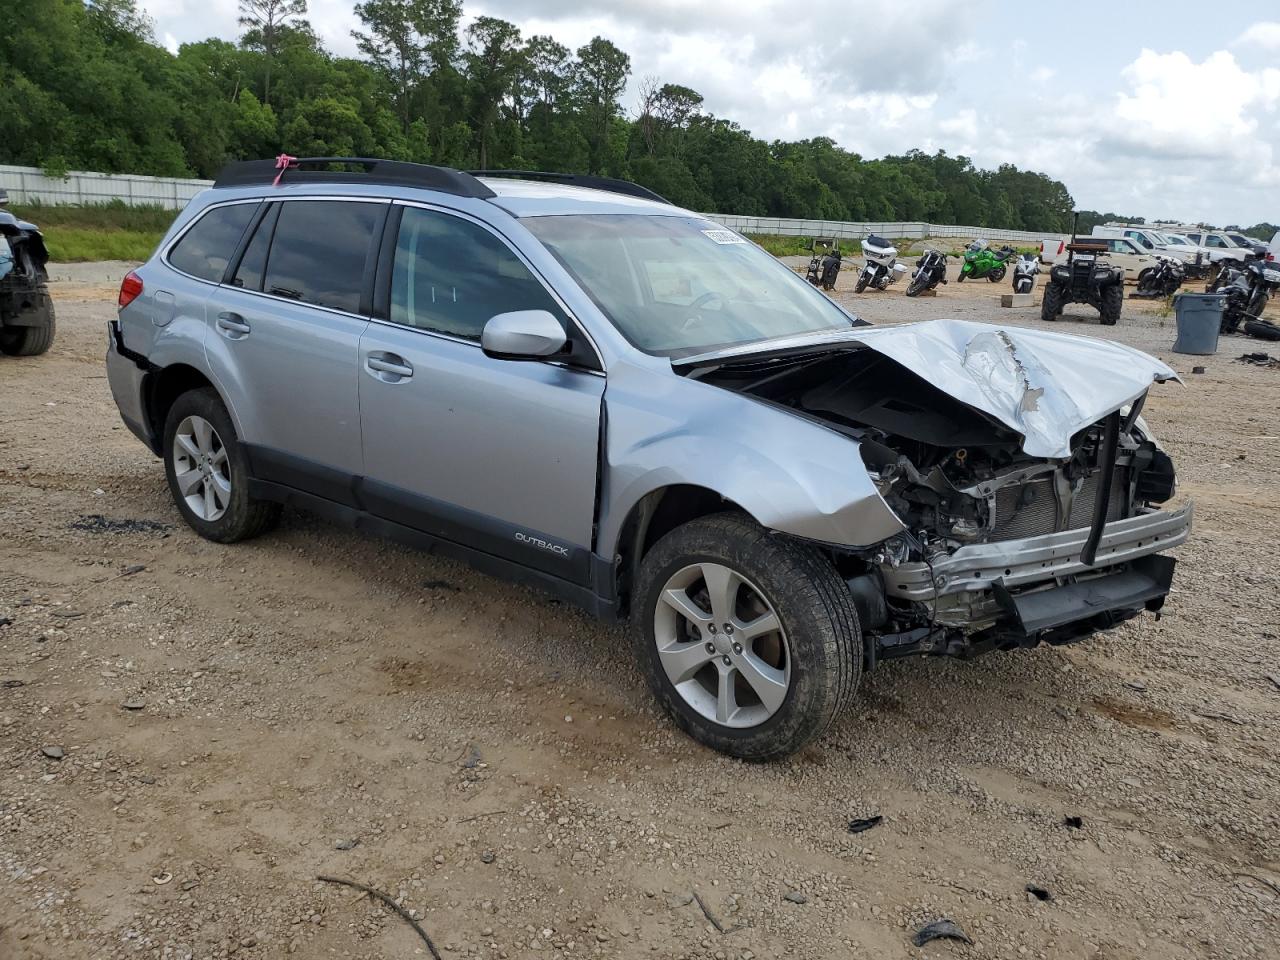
481 310 568 360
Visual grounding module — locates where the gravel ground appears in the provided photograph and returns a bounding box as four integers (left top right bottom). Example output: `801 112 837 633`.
1 260 1278 959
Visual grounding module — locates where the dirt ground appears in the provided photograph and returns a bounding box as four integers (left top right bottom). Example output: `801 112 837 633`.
2 259 1278 960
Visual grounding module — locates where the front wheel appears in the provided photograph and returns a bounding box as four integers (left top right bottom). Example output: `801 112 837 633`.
1041 282 1064 321
854 273 870 293
906 274 925 297
163 388 281 543
631 513 861 760
1100 283 1123 325
0 292 56 357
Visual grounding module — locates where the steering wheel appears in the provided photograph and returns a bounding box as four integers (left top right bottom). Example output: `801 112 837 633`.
679 291 725 333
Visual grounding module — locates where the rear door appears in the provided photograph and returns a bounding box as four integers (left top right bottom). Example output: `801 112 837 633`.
1105 238 1150 280
357 204 604 584
204 198 386 502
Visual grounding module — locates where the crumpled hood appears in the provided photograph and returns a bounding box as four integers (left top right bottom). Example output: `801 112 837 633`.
679 319 1178 459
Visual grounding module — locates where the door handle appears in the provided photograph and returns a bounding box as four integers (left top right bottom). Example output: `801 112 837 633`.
366 354 414 381
216 312 251 338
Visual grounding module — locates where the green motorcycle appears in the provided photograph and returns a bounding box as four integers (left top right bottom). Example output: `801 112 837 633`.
957 240 1016 282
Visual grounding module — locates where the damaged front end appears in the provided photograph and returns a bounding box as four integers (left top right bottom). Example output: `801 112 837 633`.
682 319 1192 664
0 191 56 356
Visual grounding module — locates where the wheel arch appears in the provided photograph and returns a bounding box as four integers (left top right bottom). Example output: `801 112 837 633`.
609 484 754 620
142 364 237 455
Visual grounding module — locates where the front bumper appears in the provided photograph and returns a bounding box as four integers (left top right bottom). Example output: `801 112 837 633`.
880 503 1193 604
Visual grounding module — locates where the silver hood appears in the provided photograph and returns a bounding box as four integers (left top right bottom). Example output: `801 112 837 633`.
677 319 1178 459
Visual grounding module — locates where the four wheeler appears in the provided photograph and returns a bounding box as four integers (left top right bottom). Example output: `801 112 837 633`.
0 190 55 356
957 239 1015 282
1041 235 1125 325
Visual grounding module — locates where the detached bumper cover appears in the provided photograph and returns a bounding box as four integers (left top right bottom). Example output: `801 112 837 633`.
992 554 1175 634
881 503 1193 603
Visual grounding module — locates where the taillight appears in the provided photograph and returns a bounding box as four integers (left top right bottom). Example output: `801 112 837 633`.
118 271 143 309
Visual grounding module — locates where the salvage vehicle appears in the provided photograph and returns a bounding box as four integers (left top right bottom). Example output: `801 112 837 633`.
906 248 948 297
1183 230 1266 264
957 240 1016 282
1011 253 1039 294
0 190 56 356
106 158 1193 759
855 235 906 292
1041 236 1125 324
1131 255 1185 300
1220 259 1280 334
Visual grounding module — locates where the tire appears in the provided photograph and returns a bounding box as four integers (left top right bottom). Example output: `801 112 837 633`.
988 266 1006 283
1100 282 1123 325
906 276 924 297
631 513 861 760
854 273 869 294
0 296 56 357
956 270 966 283
162 388 281 543
1244 318 1280 341
1041 282 1064 321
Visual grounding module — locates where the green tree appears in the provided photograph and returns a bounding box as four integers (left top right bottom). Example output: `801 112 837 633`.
237 0 307 105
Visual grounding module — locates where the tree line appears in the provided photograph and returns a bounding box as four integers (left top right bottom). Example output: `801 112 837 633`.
2 0 1107 233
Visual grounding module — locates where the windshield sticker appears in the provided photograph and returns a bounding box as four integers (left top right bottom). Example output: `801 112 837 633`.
701 229 746 245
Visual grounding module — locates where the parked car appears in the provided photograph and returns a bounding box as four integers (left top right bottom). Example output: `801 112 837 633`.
106 158 1193 759
1183 230 1266 263
1268 230 1278 264
0 189 56 356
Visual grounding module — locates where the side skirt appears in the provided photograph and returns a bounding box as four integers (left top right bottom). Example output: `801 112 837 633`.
246 478 619 621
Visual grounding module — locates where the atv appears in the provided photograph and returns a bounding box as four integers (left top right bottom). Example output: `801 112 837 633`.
0 189 55 356
1041 234 1124 326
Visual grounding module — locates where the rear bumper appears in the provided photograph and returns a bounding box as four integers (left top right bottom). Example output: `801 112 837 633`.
106 320 157 452
880 503 1193 603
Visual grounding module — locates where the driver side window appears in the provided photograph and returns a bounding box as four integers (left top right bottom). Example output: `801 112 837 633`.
390 207 567 341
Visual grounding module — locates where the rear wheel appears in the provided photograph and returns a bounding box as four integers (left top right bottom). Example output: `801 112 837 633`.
1041 282 1064 321
1100 282 1123 325
988 266 1006 283
163 388 281 543
631 513 860 760
1244 318 1280 341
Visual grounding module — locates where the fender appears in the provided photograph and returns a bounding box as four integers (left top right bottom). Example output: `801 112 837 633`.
596 359 904 559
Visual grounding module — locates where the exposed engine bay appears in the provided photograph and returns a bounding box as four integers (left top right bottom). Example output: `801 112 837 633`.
686 336 1185 661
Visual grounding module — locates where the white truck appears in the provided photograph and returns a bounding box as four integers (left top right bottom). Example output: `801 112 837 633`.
1180 229 1266 264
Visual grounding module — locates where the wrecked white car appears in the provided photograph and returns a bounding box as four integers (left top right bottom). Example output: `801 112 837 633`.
107 163 1191 760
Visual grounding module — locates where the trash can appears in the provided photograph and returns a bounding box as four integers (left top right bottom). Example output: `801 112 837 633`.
1172 292 1224 355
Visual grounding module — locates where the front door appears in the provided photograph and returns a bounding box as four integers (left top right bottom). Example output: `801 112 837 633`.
358 205 604 583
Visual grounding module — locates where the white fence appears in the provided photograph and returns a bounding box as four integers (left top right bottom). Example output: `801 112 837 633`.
0 165 211 209
702 213 1061 246
0 164 1064 243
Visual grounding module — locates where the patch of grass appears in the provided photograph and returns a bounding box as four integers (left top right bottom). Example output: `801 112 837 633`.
745 233 868 258
42 227 163 263
10 199 178 233
7 201 174 262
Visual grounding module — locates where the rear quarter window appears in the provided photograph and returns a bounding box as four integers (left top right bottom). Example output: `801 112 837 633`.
167 202 259 282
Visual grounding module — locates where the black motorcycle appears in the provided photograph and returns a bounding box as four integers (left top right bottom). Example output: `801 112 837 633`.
1221 260 1280 334
1131 255 1184 299
805 248 842 291
905 248 947 297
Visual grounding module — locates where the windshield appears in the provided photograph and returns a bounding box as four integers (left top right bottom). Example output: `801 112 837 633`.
524 214 853 357
1162 234 1187 245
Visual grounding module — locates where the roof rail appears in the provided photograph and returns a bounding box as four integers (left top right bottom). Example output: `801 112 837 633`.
470 170 670 205
212 157 496 199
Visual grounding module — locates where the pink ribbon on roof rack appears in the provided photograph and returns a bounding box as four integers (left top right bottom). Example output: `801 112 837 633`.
272 154 299 187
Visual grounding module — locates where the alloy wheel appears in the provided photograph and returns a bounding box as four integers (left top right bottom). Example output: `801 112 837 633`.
653 562 790 729
172 415 231 522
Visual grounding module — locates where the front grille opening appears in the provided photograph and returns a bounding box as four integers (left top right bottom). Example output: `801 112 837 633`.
991 469 1128 542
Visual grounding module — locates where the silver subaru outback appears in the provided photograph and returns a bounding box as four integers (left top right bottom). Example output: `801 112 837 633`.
107 158 1192 759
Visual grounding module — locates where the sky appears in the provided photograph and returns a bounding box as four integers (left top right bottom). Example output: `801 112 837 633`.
138 0 1280 228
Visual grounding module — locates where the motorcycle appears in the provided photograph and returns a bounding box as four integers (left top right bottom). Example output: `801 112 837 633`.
905 248 947 296
805 245 842 291
856 235 907 292
1131 255 1184 299
957 239 1016 282
1011 253 1040 294
1221 260 1280 334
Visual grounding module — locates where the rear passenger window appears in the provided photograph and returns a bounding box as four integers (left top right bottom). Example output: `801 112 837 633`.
390 207 566 340
168 203 258 282
230 204 277 291
262 200 381 313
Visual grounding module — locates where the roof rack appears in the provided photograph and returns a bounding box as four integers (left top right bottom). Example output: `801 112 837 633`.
212 157 496 199
470 170 670 205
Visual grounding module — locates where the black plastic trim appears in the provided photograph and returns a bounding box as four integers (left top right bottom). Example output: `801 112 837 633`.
992 554 1176 635
213 158 497 199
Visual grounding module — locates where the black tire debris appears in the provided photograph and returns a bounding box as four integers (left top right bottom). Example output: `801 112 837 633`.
912 919 973 947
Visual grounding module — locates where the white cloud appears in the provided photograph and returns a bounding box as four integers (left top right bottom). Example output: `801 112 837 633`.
1235 21 1280 51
